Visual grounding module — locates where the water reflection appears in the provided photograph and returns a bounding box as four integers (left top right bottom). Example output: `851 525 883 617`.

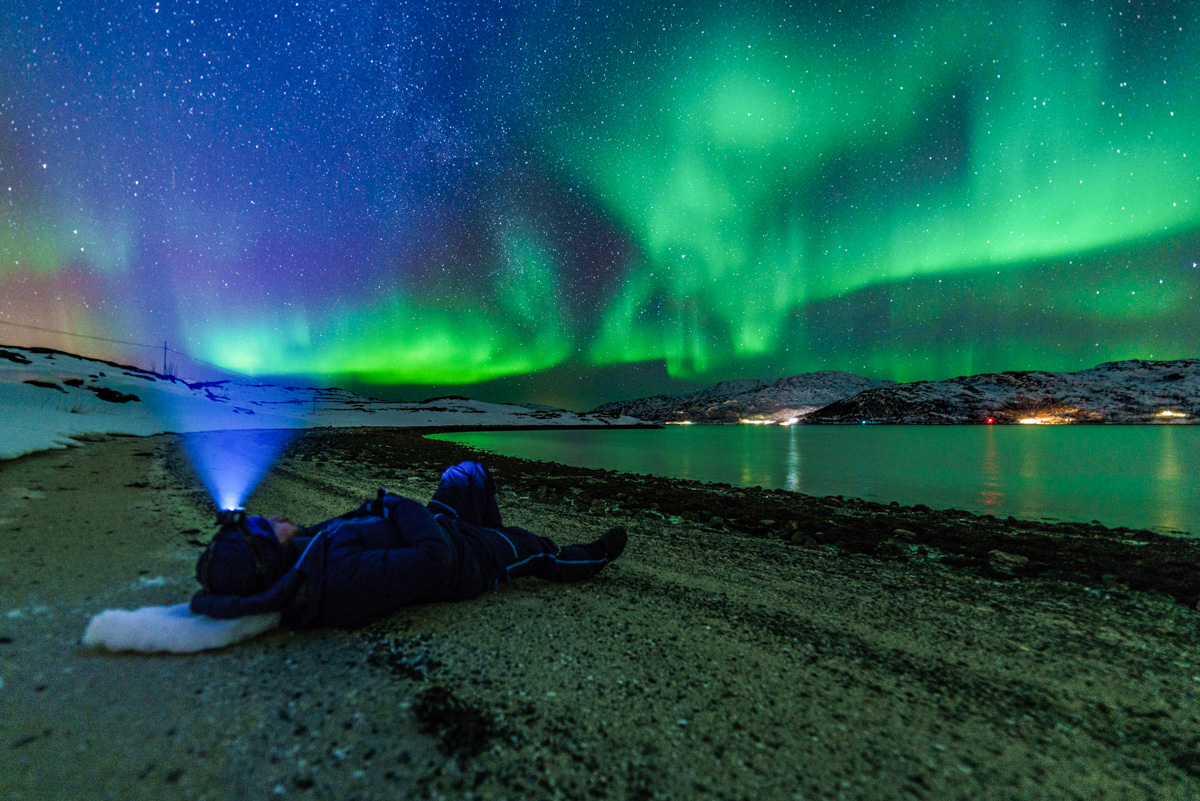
435 426 1200 537
978 424 1004 514
786 426 802 493
1158 425 1180 481
737 426 777 488
1153 426 1185 532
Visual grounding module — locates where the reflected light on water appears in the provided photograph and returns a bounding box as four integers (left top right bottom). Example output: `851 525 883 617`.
1154 426 1184 531
978 424 1004 514
786 426 802 492
435 427 1200 537
1158 426 1181 481
737 427 777 488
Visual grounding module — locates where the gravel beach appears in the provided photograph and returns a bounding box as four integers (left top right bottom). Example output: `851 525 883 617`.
2 427 1199 800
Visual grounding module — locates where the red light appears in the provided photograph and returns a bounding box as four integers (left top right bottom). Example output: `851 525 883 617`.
986 417 994 424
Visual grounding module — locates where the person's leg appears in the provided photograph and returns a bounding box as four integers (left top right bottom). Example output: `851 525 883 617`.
427 461 504 527
492 525 627 584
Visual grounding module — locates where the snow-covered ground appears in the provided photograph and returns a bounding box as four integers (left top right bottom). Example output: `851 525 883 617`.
0 346 643 460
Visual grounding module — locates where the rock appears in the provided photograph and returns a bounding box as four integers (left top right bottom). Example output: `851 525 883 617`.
708 516 725 527
1101 574 1128 591
892 528 917 539
791 532 820 548
989 550 1029 566
589 500 606 513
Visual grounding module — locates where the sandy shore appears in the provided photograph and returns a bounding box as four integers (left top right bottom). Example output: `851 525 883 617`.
2 428 1199 800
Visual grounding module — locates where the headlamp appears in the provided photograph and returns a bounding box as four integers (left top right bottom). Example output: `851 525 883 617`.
196 507 275 594
216 507 248 532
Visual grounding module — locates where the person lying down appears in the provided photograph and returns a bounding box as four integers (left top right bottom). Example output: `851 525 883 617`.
193 460 628 628
83 462 626 652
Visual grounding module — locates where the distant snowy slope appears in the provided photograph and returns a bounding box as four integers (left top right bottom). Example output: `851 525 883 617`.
0 346 644 460
591 372 893 423
805 360 1200 424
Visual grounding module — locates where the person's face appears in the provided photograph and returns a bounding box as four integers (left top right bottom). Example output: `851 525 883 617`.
267 515 301 545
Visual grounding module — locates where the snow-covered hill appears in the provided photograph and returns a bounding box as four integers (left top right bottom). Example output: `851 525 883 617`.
0 346 644 460
805 360 1200 424
591 372 894 423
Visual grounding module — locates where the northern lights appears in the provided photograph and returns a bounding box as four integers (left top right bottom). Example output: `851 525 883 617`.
1 0 1197 408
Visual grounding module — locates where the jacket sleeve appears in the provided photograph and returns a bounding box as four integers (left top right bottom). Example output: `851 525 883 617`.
320 498 455 627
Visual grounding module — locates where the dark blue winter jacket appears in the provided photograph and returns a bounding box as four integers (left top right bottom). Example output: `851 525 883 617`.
191 494 496 629
190 462 601 629
284 495 485 628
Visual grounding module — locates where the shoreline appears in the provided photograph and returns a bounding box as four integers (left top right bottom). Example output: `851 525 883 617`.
408 427 1200 606
2 427 1199 799
429 422 1199 541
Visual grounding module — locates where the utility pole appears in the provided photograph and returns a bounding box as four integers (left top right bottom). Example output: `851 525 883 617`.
163 341 169 377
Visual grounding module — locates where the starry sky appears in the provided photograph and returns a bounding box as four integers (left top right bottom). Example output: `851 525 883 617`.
2 0 1198 409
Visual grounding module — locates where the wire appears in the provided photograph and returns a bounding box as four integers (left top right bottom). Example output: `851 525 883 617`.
0 318 154 349
0 318 251 376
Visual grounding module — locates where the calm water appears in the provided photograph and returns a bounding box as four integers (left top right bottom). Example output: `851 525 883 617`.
432 426 1200 536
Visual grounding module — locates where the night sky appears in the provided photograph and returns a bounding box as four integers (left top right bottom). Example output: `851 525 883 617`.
2 0 1198 409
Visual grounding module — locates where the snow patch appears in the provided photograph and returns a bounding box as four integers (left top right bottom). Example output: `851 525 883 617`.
0 346 646 460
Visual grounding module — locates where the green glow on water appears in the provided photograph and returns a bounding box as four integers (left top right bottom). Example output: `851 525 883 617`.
433 425 1200 536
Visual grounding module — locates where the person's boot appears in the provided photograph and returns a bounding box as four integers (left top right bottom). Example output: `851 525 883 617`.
583 526 627 563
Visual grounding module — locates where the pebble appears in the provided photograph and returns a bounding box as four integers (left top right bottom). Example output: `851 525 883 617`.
790 533 820 549
989 550 1029 566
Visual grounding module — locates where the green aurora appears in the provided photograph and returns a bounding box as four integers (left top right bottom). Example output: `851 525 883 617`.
1 0 1197 405
550 0 1200 382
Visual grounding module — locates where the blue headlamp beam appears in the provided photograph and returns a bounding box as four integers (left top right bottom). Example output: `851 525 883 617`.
180 429 297 513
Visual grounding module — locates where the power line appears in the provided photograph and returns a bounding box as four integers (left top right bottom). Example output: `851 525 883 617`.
0 317 252 377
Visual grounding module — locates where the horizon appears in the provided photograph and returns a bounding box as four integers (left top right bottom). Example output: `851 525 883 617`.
4 340 1196 413
2 0 1198 403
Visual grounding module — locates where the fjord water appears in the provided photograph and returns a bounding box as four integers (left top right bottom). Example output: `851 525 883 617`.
433 426 1200 537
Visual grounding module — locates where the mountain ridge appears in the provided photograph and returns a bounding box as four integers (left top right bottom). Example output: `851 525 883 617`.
806 359 1200 424
590 371 894 423
592 359 1200 424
